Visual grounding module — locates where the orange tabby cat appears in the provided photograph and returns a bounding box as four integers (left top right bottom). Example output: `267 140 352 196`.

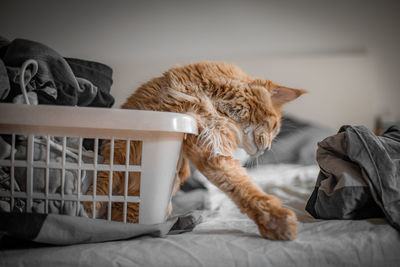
85 61 306 240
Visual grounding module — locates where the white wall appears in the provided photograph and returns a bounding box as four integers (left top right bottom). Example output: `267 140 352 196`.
1 0 399 130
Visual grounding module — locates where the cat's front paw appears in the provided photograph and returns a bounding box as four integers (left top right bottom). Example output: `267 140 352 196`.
250 196 298 241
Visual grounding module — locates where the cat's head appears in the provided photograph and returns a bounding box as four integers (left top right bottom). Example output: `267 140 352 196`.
217 78 306 158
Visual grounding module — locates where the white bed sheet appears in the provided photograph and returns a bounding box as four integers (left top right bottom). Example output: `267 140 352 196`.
1 164 400 267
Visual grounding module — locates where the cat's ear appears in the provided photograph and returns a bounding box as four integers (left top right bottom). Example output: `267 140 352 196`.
216 100 250 122
270 87 307 106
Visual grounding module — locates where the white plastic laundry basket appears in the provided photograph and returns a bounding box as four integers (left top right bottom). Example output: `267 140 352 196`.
0 103 197 224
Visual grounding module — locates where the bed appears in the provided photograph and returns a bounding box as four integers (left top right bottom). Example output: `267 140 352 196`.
1 118 399 267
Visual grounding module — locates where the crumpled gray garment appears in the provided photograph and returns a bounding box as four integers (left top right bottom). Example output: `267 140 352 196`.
0 136 95 216
0 59 9 100
306 125 400 231
5 60 98 106
76 77 98 106
0 37 113 107
2 38 82 105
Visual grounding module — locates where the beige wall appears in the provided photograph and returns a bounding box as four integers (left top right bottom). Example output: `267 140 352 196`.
111 53 378 130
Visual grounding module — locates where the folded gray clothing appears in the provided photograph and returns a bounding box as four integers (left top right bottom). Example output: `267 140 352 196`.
306 125 400 231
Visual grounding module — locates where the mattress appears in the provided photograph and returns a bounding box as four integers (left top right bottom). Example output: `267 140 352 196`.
1 164 400 267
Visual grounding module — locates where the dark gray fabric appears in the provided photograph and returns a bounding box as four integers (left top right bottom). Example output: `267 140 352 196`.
0 213 47 240
0 203 204 245
0 59 9 100
2 38 82 105
0 37 114 107
35 214 178 245
0 36 10 58
306 125 400 231
66 57 114 108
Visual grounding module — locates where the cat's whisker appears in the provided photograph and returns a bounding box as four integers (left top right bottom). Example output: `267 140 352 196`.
248 156 256 169
256 155 259 169
269 147 279 164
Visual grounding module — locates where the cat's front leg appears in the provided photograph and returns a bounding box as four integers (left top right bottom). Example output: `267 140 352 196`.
184 137 298 240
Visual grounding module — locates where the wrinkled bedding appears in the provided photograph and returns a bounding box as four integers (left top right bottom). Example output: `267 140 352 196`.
1 164 399 267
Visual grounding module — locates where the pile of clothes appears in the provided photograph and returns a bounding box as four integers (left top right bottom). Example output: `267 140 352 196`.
306 125 400 232
0 36 114 107
0 36 115 215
